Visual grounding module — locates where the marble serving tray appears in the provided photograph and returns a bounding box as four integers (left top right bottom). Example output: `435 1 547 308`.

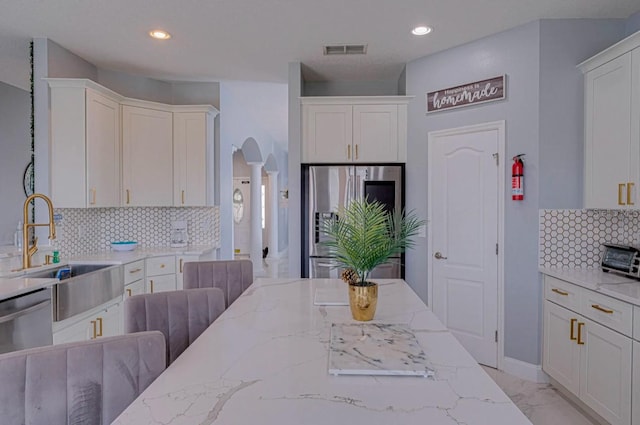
329 323 434 377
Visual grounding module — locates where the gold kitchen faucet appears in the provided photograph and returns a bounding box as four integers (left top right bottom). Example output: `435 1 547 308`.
22 194 56 270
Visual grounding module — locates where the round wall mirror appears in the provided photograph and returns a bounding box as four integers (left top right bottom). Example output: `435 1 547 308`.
233 188 244 224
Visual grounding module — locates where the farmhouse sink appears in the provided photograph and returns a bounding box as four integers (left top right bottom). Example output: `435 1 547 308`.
24 263 123 322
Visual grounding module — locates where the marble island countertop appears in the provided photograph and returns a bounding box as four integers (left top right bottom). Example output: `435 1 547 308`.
540 267 640 306
113 278 531 425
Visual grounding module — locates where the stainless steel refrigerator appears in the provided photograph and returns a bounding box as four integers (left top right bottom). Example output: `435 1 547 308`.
301 164 404 279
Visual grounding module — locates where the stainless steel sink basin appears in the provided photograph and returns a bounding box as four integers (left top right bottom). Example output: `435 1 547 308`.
24 264 123 322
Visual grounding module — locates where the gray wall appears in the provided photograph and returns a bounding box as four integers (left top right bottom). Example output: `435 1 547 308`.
405 19 626 365
0 82 30 244
47 39 97 80
397 66 406 96
303 80 401 96
96 68 171 103
626 10 640 35
538 19 624 210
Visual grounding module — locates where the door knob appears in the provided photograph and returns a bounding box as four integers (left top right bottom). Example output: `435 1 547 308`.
434 252 447 260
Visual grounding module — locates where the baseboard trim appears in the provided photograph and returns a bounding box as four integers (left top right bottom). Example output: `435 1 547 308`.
501 356 549 383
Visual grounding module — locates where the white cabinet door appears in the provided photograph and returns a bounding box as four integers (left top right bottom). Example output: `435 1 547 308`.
353 104 398 162
176 255 199 290
124 279 145 298
53 302 122 344
585 53 633 209
579 316 632 425
633 341 640 425
86 89 120 207
303 105 352 163
122 105 173 206
543 301 581 395
147 274 176 294
174 112 207 206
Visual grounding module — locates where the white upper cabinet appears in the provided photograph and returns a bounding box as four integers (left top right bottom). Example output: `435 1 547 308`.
48 80 121 208
122 105 174 207
301 96 411 163
581 32 640 209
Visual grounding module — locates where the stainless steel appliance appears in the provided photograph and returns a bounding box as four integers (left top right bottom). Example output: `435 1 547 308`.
601 244 640 279
302 164 404 278
0 288 52 354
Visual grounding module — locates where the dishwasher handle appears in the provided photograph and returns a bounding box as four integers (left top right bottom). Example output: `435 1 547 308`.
0 299 51 324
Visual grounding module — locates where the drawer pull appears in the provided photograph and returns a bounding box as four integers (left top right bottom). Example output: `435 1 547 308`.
551 288 569 296
126 288 132 297
570 318 577 340
179 259 183 273
160 264 165 269
96 317 103 337
128 268 142 274
91 320 97 339
577 322 585 345
150 280 154 293
591 304 614 314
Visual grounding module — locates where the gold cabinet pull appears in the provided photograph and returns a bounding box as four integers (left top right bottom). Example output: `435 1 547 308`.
577 322 585 345
96 317 103 337
552 288 569 296
126 288 132 297
179 259 183 273
91 320 97 339
570 318 577 340
628 182 635 206
591 304 614 314
129 268 142 274
618 183 626 205
347 145 351 160
160 264 165 268
150 280 154 293
90 188 96 205
355 144 359 160
126 189 130 205
182 190 185 205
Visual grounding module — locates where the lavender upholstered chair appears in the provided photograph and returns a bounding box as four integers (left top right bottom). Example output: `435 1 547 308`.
0 331 166 425
182 260 253 307
124 288 226 365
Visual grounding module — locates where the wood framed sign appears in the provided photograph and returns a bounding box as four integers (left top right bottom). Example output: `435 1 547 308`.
426 75 506 113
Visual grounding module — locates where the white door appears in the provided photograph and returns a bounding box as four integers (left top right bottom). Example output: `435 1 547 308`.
429 122 501 367
233 177 251 255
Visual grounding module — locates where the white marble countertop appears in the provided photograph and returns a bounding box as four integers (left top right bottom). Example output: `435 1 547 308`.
540 267 640 306
113 278 531 425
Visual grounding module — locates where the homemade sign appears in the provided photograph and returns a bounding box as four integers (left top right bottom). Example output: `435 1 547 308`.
426 75 505 113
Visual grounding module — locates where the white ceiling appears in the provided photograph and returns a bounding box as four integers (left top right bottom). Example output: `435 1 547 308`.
0 0 638 84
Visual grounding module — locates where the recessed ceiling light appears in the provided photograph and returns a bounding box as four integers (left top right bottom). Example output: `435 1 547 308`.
411 26 432 36
149 29 171 40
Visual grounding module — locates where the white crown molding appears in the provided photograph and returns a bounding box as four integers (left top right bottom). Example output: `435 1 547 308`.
578 30 640 73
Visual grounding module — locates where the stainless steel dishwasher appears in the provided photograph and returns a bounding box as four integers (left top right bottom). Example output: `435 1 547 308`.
0 288 52 354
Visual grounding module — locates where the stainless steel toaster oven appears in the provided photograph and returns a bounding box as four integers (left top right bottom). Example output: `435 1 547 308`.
601 244 640 279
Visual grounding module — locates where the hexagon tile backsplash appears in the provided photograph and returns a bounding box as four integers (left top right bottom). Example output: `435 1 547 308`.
539 209 640 268
52 206 220 257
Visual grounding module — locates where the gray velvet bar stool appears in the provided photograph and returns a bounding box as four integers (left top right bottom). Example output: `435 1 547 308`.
124 287 226 365
0 331 166 425
182 260 253 308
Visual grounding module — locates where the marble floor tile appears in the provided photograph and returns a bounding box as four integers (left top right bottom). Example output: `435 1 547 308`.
481 366 599 425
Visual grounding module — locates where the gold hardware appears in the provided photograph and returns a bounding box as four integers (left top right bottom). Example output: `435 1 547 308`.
126 288 132 297
91 320 97 339
150 280 154 293
90 188 96 205
179 259 183 273
22 194 56 270
355 144 359 159
628 182 635 205
570 318 577 340
96 317 103 337
552 288 569 296
126 189 130 204
618 183 625 205
160 264 165 268
577 322 585 345
347 145 351 160
182 190 185 205
44 255 52 265
128 268 142 274
591 304 614 314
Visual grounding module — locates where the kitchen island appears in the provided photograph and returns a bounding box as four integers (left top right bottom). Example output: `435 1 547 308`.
114 278 531 425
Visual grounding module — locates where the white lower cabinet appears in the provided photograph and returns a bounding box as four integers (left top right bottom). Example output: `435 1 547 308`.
146 274 176 294
176 255 199 289
53 301 122 345
125 279 145 298
633 342 640 424
543 277 633 425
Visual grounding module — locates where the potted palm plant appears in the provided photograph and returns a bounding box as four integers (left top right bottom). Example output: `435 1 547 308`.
321 198 424 321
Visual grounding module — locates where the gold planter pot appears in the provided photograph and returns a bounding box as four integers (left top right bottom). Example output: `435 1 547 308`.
348 282 378 321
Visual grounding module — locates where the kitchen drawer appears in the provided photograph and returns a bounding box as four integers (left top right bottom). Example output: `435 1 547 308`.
146 256 175 276
146 274 176 293
124 279 145 298
545 276 581 312
634 306 640 341
580 289 633 337
124 260 145 285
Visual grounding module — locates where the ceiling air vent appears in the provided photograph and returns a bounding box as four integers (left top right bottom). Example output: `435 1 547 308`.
323 44 368 55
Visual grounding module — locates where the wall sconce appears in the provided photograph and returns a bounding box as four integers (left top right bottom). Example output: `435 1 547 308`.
280 190 289 199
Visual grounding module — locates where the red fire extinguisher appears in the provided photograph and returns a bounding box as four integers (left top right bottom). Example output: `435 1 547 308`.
512 154 525 201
